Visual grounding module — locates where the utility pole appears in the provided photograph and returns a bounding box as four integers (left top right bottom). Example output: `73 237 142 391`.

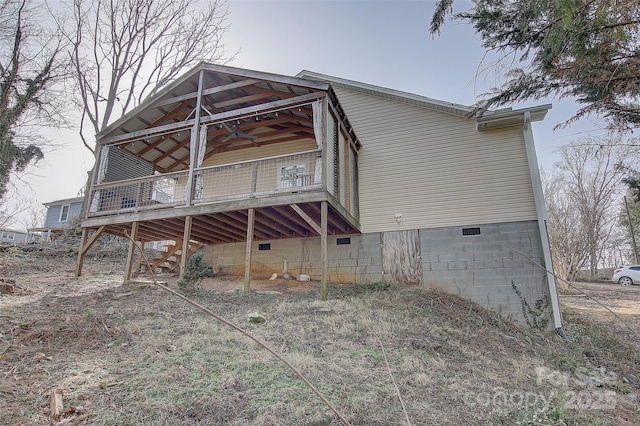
624 196 638 264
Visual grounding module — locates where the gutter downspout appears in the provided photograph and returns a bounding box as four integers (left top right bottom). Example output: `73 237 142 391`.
522 111 563 332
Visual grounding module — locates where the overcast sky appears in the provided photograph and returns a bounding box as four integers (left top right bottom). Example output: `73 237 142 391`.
10 0 608 229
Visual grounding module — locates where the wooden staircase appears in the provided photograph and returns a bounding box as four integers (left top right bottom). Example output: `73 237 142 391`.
147 240 205 274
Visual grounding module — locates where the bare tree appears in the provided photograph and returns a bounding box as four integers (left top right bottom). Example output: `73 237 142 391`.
21 202 45 230
62 0 232 155
543 170 588 286
0 0 67 200
0 187 33 228
553 138 634 279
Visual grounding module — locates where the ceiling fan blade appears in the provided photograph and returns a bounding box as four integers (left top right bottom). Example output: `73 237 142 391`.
236 132 257 140
220 133 234 143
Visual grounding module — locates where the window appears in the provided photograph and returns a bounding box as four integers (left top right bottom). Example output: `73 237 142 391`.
59 204 70 222
258 243 271 251
1 232 14 240
280 165 308 188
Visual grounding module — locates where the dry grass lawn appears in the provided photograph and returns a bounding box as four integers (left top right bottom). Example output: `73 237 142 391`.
1 247 639 425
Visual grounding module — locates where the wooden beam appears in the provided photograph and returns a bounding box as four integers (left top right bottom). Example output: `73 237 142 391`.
218 212 271 240
213 92 274 109
80 225 106 256
124 221 139 281
152 79 261 108
307 202 349 234
75 226 106 276
75 228 88 277
81 190 328 228
103 92 326 144
151 240 183 270
244 208 255 294
259 207 309 237
290 204 321 235
135 241 145 274
179 216 193 279
200 63 330 91
321 201 328 301
195 215 246 240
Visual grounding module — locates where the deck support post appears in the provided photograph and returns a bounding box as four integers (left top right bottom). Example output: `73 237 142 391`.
75 228 89 277
124 221 139 281
321 200 328 301
244 208 255 294
135 241 146 273
75 225 106 277
179 216 193 279
184 70 205 207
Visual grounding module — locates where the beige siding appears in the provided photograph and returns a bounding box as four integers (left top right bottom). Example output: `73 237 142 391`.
197 140 319 199
201 139 316 167
333 87 537 233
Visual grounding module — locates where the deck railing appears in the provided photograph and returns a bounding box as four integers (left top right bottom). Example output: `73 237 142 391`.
87 151 323 217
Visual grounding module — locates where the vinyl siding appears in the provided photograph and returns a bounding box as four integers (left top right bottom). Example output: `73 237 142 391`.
333 87 537 233
199 139 318 198
44 202 84 228
104 147 153 183
201 139 316 167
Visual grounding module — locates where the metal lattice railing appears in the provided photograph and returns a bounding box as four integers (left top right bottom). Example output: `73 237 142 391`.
86 151 325 217
194 151 322 203
87 170 188 215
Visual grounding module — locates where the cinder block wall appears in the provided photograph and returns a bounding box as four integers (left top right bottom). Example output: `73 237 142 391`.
203 233 383 283
420 220 551 323
203 220 551 325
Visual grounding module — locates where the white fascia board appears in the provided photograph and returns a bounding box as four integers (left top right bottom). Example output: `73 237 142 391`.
475 104 552 130
43 197 85 207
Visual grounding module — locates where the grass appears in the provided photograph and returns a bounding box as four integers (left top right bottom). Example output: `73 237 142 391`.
1 251 639 425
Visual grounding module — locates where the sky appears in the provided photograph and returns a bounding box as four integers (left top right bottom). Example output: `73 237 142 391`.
8 0 608 230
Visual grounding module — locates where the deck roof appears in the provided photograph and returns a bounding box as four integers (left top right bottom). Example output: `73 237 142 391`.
96 63 331 173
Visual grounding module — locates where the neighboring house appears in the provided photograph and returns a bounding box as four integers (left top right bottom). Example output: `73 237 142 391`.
0 228 29 244
43 197 84 229
75 63 561 329
29 197 85 240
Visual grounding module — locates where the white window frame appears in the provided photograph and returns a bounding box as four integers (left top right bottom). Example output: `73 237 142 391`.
1 232 14 240
59 204 70 222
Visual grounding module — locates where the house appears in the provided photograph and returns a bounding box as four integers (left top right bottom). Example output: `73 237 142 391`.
0 228 30 244
75 62 561 329
29 197 84 241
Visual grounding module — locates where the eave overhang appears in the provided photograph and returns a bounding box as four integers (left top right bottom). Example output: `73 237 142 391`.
297 70 552 131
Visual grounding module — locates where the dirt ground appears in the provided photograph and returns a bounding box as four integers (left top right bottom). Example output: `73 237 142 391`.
560 281 640 349
1 248 640 425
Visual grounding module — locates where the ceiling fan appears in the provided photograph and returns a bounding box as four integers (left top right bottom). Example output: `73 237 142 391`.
220 123 258 143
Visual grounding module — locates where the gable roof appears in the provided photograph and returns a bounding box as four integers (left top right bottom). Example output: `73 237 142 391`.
97 62 330 141
297 70 551 130
43 197 84 207
95 62 332 173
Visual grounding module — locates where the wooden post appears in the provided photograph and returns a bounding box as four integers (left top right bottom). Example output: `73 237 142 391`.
321 201 328 301
185 70 205 206
124 222 139 281
244 208 255 294
75 226 106 277
179 216 193 279
75 228 89 277
135 241 145 274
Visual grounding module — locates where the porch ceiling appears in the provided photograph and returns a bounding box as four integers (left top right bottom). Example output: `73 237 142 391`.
100 65 328 173
93 202 358 245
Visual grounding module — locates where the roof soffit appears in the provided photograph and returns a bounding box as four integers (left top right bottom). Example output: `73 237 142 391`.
297 70 551 130
98 63 328 172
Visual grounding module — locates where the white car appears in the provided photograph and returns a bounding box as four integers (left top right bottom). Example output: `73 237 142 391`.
612 265 640 286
